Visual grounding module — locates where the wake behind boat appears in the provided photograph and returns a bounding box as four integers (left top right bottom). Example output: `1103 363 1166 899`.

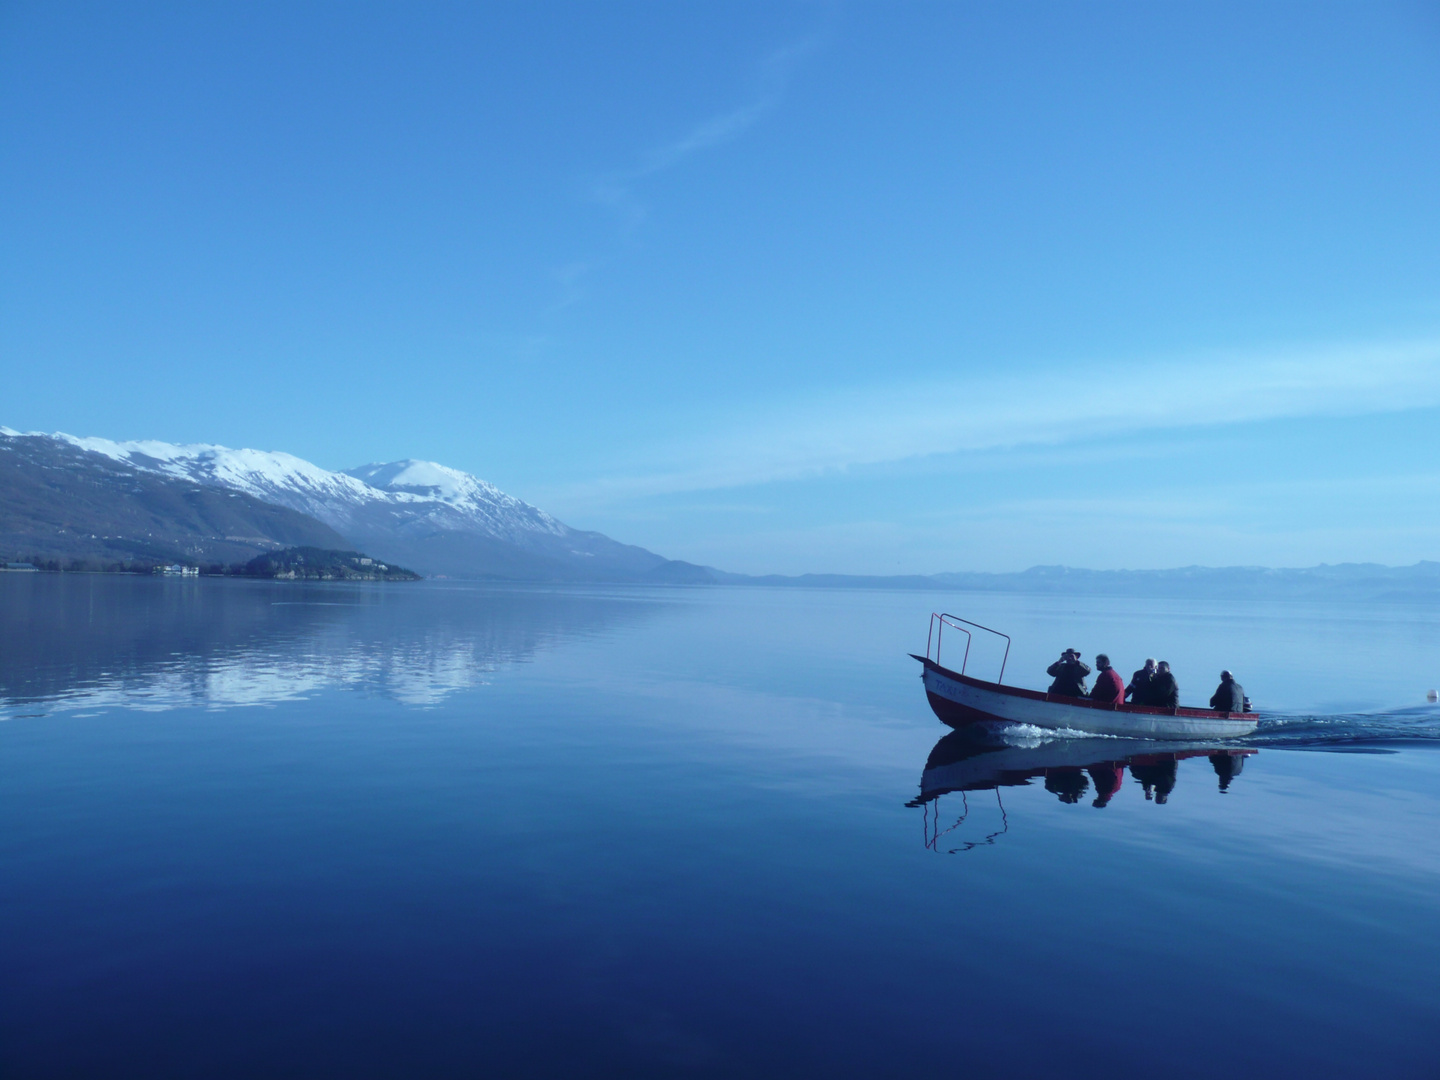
912 613 1259 740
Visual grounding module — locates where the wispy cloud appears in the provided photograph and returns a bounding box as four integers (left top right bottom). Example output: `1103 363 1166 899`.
559 337 1440 504
589 38 820 229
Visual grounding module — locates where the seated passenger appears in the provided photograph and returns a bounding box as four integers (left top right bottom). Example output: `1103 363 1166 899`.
1209 670 1246 712
1090 654 1125 705
1046 648 1091 697
1125 658 1157 704
1150 661 1179 709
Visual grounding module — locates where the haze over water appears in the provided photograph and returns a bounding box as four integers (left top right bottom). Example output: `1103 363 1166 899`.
1 575 1437 1078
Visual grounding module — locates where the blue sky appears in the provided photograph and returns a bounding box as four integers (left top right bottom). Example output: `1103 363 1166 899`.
3 2 1440 573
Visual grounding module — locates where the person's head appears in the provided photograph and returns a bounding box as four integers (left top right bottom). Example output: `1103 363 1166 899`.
1157 660 1171 673
1143 658 1156 672
1095 653 1111 670
1220 670 1233 682
1062 648 1077 659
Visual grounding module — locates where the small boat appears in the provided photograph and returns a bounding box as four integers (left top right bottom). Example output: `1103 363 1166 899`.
912 613 1259 740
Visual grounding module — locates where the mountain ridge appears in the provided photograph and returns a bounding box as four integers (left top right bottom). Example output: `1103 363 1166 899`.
714 560 1440 600
7 428 710 582
6 426 1434 598
0 429 351 567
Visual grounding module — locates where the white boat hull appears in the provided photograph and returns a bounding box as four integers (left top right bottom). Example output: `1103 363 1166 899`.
916 656 1258 740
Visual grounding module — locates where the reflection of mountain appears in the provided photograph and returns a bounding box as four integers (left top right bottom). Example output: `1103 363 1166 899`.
0 575 662 715
910 732 1255 852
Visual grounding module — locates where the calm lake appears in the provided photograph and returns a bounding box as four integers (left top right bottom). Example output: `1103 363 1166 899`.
2 575 1438 1078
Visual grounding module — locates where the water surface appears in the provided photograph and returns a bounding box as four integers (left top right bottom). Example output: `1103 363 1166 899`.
2 576 1437 1078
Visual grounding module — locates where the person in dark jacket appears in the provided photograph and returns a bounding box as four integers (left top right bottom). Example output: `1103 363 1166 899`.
1149 661 1179 709
1046 648 1091 697
1209 670 1246 712
1090 654 1125 705
1125 658 1157 704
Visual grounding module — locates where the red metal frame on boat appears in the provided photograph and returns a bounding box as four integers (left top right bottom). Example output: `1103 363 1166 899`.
926 613 1012 684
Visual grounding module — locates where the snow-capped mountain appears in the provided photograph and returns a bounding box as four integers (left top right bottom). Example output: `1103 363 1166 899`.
32 430 708 581
58 435 375 524
54 434 555 536
0 427 350 567
341 459 568 542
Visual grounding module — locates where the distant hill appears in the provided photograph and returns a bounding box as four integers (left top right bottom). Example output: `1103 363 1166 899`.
238 547 421 581
930 562 1440 601
0 429 350 569
714 562 1440 601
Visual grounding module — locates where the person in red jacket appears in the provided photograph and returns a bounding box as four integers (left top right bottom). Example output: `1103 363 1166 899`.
1090 654 1125 705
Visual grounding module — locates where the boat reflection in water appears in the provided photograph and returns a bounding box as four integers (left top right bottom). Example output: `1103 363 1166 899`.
907 731 1256 852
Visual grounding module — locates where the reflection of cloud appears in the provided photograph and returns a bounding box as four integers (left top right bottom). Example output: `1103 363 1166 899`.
555 338 1440 505
589 38 820 229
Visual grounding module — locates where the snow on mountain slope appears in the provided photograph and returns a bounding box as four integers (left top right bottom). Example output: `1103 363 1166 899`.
51 433 566 543
346 460 476 502
344 460 567 539
0 428 351 566
60 434 376 522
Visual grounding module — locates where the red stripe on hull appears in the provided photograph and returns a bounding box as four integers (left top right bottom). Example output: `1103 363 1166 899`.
925 690 1001 728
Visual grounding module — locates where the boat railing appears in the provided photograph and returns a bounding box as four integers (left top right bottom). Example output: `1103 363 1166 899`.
927 613 1012 684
